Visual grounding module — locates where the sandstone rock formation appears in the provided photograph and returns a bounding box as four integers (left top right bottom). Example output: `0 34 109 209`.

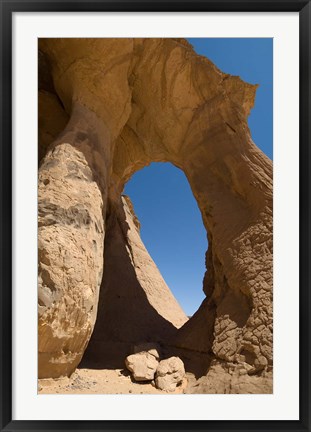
125 351 159 382
184 359 272 394
155 357 185 392
38 38 272 393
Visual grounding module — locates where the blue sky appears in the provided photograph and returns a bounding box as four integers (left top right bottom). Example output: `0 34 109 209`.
125 39 273 316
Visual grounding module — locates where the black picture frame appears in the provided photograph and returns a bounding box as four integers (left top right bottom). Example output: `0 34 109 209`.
1 1 310 431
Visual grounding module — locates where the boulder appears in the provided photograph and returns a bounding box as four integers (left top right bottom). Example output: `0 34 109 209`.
155 357 185 392
125 352 159 381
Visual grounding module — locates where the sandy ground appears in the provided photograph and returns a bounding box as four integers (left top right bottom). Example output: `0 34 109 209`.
38 367 189 394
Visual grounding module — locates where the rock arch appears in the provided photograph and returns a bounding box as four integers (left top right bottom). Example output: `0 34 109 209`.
38 38 272 392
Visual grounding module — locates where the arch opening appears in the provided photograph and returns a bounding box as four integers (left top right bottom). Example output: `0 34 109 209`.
124 162 207 317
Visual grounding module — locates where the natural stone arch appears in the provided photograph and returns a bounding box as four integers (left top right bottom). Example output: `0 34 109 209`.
38 38 272 392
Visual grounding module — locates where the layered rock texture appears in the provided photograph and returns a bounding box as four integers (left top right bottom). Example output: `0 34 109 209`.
38 38 272 393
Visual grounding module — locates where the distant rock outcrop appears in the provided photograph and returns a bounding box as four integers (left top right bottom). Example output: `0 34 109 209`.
38 38 272 393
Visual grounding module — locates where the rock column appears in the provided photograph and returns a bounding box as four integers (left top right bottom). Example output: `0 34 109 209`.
38 107 108 378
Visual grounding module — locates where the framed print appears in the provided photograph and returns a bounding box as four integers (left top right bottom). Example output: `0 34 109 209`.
1 1 310 431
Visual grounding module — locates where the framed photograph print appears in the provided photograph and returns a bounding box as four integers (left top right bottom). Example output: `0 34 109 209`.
1 0 310 431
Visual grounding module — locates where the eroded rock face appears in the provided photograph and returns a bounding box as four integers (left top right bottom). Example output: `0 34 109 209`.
38 38 273 392
184 360 272 394
38 143 104 378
